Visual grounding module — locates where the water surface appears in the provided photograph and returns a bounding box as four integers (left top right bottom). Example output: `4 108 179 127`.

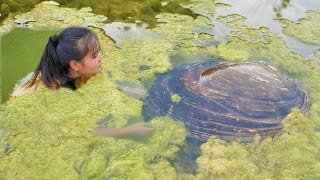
0 28 60 102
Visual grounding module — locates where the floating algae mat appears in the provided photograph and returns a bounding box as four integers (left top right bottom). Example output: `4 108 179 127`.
0 0 194 27
0 0 320 179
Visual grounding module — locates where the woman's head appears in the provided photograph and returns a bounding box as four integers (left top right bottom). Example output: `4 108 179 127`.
27 27 103 90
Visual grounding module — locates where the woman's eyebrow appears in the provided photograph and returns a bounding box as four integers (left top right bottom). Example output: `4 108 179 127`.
92 48 99 57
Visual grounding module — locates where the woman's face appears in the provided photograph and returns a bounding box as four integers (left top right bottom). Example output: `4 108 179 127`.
77 46 103 77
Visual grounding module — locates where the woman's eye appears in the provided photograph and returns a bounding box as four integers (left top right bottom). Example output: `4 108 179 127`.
93 53 98 58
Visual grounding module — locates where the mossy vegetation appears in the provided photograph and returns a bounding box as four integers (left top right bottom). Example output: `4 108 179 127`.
197 109 320 179
0 73 188 178
0 0 194 27
1 0 320 178
0 2 188 178
171 94 181 103
282 11 320 45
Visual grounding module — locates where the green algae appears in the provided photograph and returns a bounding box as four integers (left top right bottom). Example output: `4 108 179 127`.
0 2 189 178
0 1 173 85
1 0 320 178
197 109 320 179
0 0 194 27
153 13 218 65
181 0 221 18
102 38 174 84
0 73 188 178
0 1 108 33
212 11 320 132
154 13 213 46
185 1 320 178
211 12 320 124
0 0 42 22
210 13 317 73
217 14 271 43
282 11 320 45
77 116 187 179
56 0 193 27
171 94 181 103
180 0 320 178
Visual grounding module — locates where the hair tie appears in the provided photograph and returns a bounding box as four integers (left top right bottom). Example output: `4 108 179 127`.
49 35 59 46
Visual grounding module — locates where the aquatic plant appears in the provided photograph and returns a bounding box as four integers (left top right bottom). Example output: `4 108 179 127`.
0 0 193 27
197 109 320 179
282 11 320 45
0 2 188 178
182 0 320 178
0 73 188 178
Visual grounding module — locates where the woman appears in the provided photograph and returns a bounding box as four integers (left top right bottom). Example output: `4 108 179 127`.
18 27 153 137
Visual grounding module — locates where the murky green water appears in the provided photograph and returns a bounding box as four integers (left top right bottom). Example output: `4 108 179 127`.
0 28 60 102
0 0 320 179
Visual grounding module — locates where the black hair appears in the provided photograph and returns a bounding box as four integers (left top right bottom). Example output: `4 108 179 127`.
25 27 99 90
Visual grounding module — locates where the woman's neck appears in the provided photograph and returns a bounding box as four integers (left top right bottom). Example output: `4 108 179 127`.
68 69 81 79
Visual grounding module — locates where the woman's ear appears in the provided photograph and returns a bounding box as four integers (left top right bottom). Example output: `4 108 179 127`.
69 60 80 71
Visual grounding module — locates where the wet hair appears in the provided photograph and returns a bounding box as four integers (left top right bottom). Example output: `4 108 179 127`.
25 27 99 90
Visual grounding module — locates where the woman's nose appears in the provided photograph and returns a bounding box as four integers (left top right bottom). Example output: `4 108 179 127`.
99 52 103 62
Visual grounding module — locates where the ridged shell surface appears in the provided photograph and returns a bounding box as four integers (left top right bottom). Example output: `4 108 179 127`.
142 60 310 142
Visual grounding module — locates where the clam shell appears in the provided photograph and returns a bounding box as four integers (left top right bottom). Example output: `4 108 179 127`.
142 60 310 142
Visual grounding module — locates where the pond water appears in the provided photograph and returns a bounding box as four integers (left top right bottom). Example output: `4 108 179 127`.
0 28 60 102
0 0 320 179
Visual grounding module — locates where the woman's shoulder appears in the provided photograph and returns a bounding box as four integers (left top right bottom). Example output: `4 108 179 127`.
11 84 37 97
10 72 39 98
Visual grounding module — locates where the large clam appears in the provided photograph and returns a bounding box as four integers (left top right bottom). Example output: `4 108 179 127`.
142 60 310 142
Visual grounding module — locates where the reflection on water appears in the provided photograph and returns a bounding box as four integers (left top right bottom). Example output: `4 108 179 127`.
277 0 320 21
0 0 195 27
216 0 320 33
216 0 285 34
103 22 163 47
274 0 290 18
214 0 320 59
283 34 320 59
